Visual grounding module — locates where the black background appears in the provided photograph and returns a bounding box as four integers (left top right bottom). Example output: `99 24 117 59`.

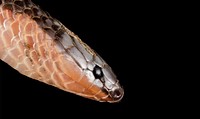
0 0 181 118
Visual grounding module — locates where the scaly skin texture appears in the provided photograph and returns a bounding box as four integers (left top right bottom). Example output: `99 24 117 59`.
0 0 124 103
0 8 109 101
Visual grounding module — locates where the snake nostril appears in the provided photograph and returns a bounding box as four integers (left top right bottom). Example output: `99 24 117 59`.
110 88 124 101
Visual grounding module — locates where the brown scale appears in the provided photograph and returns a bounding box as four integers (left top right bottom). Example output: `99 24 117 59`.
1 0 63 42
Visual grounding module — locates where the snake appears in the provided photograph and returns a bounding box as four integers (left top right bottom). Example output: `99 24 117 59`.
0 0 124 103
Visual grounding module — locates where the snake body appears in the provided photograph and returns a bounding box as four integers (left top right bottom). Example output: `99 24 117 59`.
0 0 124 102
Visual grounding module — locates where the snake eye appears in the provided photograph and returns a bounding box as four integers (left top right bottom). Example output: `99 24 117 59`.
93 65 103 79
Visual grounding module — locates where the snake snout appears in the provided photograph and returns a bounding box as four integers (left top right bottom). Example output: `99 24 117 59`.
110 87 124 102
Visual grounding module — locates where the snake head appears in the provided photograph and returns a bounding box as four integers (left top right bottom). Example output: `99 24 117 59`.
56 31 124 102
69 35 124 102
